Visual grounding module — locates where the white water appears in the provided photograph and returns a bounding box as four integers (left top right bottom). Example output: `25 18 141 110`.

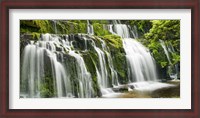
21 34 95 98
96 38 119 87
113 24 130 38
94 47 109 88
53 20 57 34
128 81 174 91
68 51 94 98
99 22 164 97
123 39 158 82
159 39 178 79
129 25 139 39
159 39 172 64
104 22 176 96
109 23 158 83
21 35 72 98
89 36 119 95
87 20 94 35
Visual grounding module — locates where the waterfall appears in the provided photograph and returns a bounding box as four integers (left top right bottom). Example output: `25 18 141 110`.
53 20 57 34
113 24 130 38
68 51 94 98
159 39 172 64
90 37 119 95
94 46 109 88
109 21 158 83
87 20 94 35
21 33 95 98
129 25 139 39
106 52 119 86
21 35 72 98
123 39 158 82
99 38 119 86
159 39 178 79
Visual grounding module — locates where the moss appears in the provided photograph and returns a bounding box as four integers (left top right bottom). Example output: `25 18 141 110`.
20 20 87 35
40 75 55 98
32 32 41 40
101 34 123 49
38 51 58 98
78 22 87 33
93 23 111 36
20 20 54 34
112 52 128 84
20 20 40 33
82 51 97 78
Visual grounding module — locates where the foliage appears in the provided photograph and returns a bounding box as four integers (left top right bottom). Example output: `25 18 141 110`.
143 20 180 68
145 20 180 42
130 20 180 79
147 41 168 68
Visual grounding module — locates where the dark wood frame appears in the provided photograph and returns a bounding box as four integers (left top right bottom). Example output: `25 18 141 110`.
0 0 199 117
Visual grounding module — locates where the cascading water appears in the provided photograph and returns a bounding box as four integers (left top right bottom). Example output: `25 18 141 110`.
113 24 130 38
159 39 178 80
109 22 158 82
123 39 158 82
94 38 119 87
20 33 95 98
87 20 94 35
68 51 94 98
88 36 119 95
53 20 57 34
129 25 139 39
94 47 108 88
21 34 72 98
108 21 163 91
99 38 119 86
159 39 171 64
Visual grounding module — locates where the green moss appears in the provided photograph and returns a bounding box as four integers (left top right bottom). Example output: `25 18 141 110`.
32 32 41 40
20 20 54 34
82 51 97 77
20 20 87 35
93 23 111 36
78 23 87 33
112 52 127 83
101 34 123 49
40 71 55 98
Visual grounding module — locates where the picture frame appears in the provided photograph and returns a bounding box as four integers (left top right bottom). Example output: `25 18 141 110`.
0 0 199 117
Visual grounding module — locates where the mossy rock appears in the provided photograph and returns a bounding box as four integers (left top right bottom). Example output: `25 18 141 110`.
81 51 102 97
20 20 88 35
101 34 123 49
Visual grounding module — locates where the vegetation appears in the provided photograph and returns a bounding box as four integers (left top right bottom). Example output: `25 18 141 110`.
144 20 180 79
